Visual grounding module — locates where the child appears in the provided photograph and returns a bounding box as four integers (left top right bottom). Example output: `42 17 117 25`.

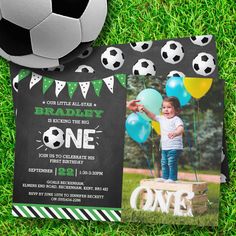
139 96 184 182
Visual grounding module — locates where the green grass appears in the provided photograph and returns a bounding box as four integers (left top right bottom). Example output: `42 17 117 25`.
121 173 219 226
178 166 219 175
0 0 235 235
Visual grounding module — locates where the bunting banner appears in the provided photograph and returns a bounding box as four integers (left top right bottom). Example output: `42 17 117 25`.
13 69 126 99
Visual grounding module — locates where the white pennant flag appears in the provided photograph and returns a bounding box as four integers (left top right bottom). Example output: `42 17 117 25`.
79 82 90 99
103 76 114 93
29 72 42 89
55 80 66 97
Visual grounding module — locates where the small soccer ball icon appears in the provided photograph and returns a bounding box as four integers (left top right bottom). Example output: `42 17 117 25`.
77 47 93 59
0 0 107 68
12 75 19 92
167 70 185 78
190 35 213 46
75 65 95 73
42 65 65 72
161 41 184 64
132 59 156 76
130 41 153 52
43 127 65 149
101 47 125 71
192 52 216 76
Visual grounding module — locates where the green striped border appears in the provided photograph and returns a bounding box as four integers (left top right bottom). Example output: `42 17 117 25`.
12 203 121 222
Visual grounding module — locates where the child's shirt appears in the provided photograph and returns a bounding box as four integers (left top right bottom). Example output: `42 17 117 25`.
155 115 183 150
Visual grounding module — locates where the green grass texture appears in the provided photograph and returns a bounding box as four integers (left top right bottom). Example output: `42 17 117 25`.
0 0 235 235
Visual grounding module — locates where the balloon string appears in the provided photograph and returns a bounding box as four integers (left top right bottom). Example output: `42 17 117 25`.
151 127 156 177
185 123 198 182
193 109 197 147
197 99 202 166
146 158 154 177
141 76 147 89
192 99 199 181
139 144 154 177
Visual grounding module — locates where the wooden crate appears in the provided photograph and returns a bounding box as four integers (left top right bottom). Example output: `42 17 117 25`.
140 179 208 215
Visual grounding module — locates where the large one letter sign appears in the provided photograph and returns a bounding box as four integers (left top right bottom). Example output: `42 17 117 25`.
130 186 195 217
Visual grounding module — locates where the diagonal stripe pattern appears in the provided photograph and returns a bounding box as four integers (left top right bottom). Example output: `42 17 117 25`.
12 204 121 222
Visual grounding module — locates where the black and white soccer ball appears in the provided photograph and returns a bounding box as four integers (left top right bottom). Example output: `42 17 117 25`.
42 65 65 72
132 59 156 76
12 75 19 92
0 0 107 68
190 35 213 46
75 65 95 73
77 46 93 59
161 41 184 64
130 41 153 52
43 127 65 149
167 70 185 78
101 47 125 70
192 52 216 76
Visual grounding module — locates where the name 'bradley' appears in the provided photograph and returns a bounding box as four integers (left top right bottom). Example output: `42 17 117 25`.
34 107 104 118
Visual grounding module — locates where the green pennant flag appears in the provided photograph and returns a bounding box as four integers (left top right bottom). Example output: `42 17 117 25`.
67 82 78 98
92 80 103 97
18 69 31 81
115 74 127 88
43 77 54 94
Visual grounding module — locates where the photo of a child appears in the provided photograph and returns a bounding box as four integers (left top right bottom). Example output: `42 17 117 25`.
127 97 184 182
123 75 223 226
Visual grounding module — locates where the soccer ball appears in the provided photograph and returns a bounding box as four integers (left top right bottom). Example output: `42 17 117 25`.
192 52 216 76
167 70 185 78
161 41 184 64
101 47 125 70
43 127 65 149
77 46 93 59
132 59 156 76
42 65 65 72
190 35 212 46
12 75 19 92
0 0 107 68
75 65 95 73
130 41 153 52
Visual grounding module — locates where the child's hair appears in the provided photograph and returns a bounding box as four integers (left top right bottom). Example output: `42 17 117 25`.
163 96 181 115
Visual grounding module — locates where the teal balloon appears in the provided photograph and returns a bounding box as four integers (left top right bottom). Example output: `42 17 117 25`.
136 88 163 121
166 77 191 106
125 113 151 143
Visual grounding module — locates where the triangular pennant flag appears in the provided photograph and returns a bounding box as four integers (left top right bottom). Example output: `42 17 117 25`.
67 82 78 98
115 74 127 88
29 72 42 89
79 81 90 99
55 80 66 97
43 77 54 94
103 76 114 93
92 80 103 97
18 69 31 81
